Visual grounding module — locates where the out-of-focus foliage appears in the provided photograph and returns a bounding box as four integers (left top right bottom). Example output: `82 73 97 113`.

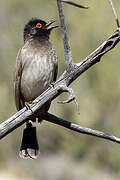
0 0 120 179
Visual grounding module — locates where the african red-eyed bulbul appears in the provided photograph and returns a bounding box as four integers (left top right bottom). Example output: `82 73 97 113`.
14 18 58 159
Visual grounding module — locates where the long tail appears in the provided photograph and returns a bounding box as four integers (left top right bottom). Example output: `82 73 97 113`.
19 121 39 159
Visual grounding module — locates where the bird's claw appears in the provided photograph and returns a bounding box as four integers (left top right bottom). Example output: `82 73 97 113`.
49 81 56 88
25 102 34 114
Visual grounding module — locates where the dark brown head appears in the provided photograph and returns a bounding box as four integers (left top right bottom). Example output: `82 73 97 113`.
24 18 58 42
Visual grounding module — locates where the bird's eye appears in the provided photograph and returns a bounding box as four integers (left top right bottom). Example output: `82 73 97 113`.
36 23 42 28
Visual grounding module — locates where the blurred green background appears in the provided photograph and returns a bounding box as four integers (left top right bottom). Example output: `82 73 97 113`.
0 0 120 179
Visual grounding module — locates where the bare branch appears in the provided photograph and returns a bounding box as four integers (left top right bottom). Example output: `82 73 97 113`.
0 29 119 140
61 0 88 9
1 106 120 145
57 0 73 70
108 0 120 27
42 112 120 144
0 108 30 139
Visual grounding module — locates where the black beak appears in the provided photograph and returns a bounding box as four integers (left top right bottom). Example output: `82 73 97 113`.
43 20 59 30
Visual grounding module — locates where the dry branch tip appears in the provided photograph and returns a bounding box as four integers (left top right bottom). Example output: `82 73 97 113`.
61 0 88 9
74 99 80 114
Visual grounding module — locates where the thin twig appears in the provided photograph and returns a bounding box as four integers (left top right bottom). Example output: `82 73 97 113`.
57 0 73 70
42 112 120 144
108 0 120 27
65 29 120 86
62 0 88 9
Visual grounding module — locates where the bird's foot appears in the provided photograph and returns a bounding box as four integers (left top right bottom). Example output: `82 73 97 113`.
25 102 34 114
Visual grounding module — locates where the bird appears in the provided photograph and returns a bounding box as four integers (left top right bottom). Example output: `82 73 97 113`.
14 18 58 159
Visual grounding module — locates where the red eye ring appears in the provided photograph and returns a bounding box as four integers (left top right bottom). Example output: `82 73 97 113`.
36 23 42 28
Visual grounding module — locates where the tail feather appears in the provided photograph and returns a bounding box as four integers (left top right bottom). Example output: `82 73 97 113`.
19 121 39 159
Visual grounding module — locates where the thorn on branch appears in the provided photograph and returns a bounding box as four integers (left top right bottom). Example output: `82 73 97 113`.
61 0 88 9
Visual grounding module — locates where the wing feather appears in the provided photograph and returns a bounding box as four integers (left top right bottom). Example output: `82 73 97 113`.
14 50 23 110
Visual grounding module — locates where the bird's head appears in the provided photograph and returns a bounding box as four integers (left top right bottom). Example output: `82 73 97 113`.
24 18 58 42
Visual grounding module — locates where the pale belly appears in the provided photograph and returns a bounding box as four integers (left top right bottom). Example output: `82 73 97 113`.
21 55 54 102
